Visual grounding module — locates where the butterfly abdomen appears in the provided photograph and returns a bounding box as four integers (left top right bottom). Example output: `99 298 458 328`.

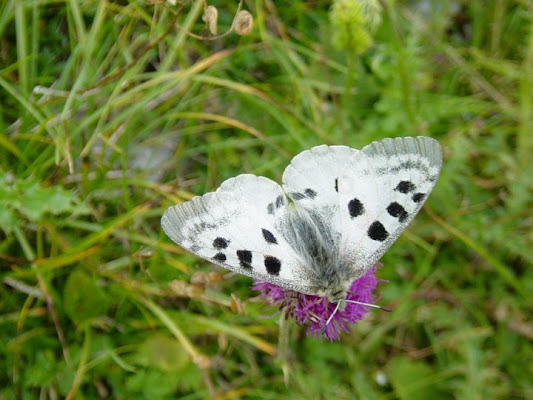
281 206 352 294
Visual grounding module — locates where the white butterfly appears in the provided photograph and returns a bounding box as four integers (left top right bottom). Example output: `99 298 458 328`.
161 136 442 304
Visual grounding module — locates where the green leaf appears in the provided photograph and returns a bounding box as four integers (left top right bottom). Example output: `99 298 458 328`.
387 357 448 400
18 181 76 221
0 172 89 232
22 350 59 388
0 207 16 233
17 181 53 221
63 270 111 324
136 334 189 372
125 369 181 400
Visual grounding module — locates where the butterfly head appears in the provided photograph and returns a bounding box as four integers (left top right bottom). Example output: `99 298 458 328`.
315 280 353 304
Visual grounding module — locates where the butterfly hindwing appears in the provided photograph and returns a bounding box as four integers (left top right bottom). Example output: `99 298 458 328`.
161 174 314 293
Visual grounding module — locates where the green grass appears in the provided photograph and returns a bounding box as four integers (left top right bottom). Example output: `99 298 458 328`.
1 0 532 398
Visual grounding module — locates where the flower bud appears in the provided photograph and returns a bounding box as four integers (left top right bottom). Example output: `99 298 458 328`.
202 5 218 35
169 280 188 297
194 354 211 370
169 280 204 298
233 10 253 36
230 294 245 314
330 0 382 52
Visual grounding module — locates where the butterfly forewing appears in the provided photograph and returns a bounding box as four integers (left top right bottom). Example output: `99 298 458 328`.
280 136 442 278
345 137 442 270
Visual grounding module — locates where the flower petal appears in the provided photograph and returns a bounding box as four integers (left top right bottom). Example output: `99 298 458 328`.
253 266 381 341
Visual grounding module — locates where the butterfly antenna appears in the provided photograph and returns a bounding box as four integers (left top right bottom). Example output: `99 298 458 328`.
342 299 392 312
324 301 342 328
323 300 392 334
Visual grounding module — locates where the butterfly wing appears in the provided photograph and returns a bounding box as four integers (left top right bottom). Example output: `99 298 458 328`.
352 136 442 268
282 136 442 278
161 174 315 293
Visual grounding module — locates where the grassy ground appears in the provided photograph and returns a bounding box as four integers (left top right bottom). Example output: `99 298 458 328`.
1 0 532 398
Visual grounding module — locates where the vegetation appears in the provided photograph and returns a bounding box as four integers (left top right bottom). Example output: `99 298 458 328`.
1 0 532 398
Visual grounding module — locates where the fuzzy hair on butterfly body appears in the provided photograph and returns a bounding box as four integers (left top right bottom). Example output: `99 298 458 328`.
161 136 442 303
280 206 351 302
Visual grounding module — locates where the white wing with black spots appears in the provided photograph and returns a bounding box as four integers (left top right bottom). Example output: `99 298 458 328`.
161 174 317 293
281 137 441 280
162 137 442 301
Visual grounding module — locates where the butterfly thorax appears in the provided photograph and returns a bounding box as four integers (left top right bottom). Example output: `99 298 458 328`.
281 206 355 303
315 281 352 304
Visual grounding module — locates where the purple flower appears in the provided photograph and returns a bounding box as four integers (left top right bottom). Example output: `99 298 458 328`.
252 266 382 341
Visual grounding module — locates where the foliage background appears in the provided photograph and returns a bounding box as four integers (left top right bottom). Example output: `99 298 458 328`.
1 0 532 398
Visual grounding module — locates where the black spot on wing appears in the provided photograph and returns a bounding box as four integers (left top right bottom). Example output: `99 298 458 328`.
387 202 408 223
213 253 227 262
412 193 425 203
348 198 364 218
262 228 278 244
213 237 229 249
290 192 306 201
376 160 426 176
334 178 339 192
304 188 317 199
275 195 284 208
264 256 281 276
395 181 416 194
192 221 209 231
368 221 389 242
236 250 253 270
267 203 274 215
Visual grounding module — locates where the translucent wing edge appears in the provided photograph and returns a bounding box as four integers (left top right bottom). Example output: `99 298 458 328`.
362 136 442 172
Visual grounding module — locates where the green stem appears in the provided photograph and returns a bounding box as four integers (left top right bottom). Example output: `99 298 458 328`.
15 2 28 96
383 0 417 131
278 312 291 386
66 324 91 400
160 0 205 72
430 212 527 299
518 17 533 170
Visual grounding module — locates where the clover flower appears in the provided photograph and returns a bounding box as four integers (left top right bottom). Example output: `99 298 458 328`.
253 266 381 341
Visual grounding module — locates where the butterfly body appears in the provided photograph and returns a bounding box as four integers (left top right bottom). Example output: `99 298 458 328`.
162 137 442 301
279 205 354 302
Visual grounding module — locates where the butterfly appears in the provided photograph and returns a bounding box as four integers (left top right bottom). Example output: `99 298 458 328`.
161 136 442 304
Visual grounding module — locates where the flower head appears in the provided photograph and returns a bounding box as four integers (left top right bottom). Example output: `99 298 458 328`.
253 266 381 341
330 0 382 53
